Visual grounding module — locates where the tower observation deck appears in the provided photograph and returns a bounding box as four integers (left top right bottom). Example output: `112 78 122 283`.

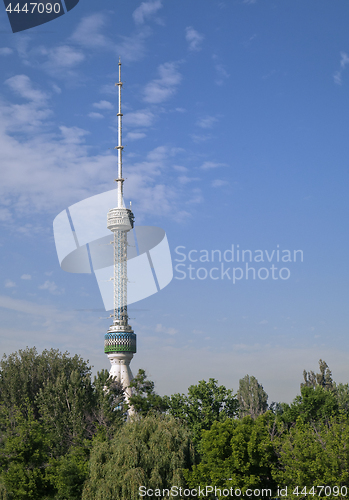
105 59 136 402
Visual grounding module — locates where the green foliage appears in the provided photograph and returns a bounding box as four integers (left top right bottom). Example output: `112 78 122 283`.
165 378 238 444
82 414 195 500
301 359 334 391
0 483 9 500
1 347 349 500
236 375 268 419
46 445 90 500
0 404 53 499
91 369 127 438
0 347 91 421
0 348 126 500
335 382 349 412
35 367 94 456
129 369 167 416
281 385 339 425
273 416 349 499
185 413 278 499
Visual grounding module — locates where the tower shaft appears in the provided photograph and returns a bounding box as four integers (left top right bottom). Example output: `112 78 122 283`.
113 229 127 322
105 59 136 407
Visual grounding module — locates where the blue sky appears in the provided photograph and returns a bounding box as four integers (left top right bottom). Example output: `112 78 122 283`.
0 0 349 403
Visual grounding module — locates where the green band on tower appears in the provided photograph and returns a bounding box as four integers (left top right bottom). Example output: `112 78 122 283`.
104 332 137 353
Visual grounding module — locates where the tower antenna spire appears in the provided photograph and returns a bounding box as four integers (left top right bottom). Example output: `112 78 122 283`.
115 56 124 209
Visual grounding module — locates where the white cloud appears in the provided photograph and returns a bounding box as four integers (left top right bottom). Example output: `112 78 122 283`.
93 100 113 110
185 27 204 52
70 14 149 61
196 116 219 129
0 94 187 222
340 52 349 68
333 52 349 85
0 295 76 324
52 84 62 94
173 165 188 172
21 274 32 280
242 34 257 48
133 0 163 25
178 176 200 184
59 125 89 143
125 131 146 141
155 323 178 335
2 75 52 134
200 161 228 170
71 13 109 49
212 55 229 86
212 179 228 187
334 71 342 85
191 133 212 143
114 29 151 62
0 48 13 56
124 109 155 127
45 45 85 68
0 95 116 216
88 112 104 119
143 62 182 104
39 280 64 295
146 146 168 161
0 78 190 226
5 74 48 104
5 280 16 288
0 208 12 222
185 187 203 205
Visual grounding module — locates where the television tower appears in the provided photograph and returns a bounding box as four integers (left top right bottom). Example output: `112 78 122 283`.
104 58 136 403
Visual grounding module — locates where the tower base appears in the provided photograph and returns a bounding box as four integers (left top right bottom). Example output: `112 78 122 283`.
107 351 134 406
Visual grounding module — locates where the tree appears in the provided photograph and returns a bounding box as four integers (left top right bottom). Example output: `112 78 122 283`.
237 375 268 419
0 347 92 421
0 347 127 499
90 369 127 438
301 359 334 391
46 444 90 500
335 383 349 413
129 369 167 416
82 414 195 500
185 413 278 499
0 404 53 500
281 385 339 426
273 416 349 498
35 367 95 456
164 379 238 445
0 483 9 500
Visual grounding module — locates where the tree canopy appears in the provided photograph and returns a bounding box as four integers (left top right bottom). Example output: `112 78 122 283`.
0 350 348 500
164 378 238 445
236 374 268 419
185 412 278 499
82 414 195 500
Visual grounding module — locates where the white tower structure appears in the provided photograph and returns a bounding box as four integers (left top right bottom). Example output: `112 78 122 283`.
104 59 136 402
